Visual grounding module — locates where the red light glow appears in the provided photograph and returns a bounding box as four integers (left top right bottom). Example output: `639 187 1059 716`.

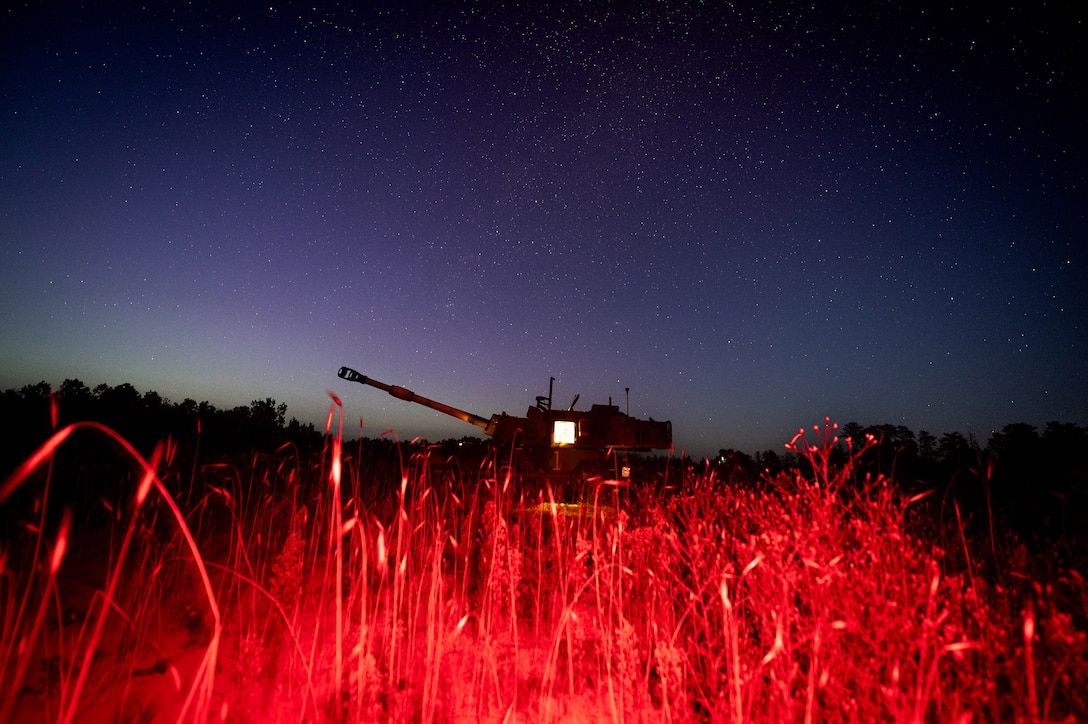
2 418 1083 722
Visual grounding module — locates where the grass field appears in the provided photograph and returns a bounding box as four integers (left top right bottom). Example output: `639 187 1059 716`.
2 414 1085 723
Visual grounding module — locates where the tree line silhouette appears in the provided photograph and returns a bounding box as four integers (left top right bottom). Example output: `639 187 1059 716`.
3 380 1084 547
4 380 1085 488
0 380 320 532
0 380 446 532
1 379 325 469
711 419 1087 562
714 419 1087 496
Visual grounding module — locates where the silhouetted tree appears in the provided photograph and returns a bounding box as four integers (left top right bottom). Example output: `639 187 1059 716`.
840 421 918 485
917 429 938 460
58 378 94 409
250 397 287 428
1039 421 1088 484
715 448 758 483
1041 421 1088 453
841 422 866 449
937 431 978 469
756 449 784 477
987 423 1041 469
20 381 52 402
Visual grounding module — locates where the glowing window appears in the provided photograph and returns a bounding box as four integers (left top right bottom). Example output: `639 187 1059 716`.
553 420 576 444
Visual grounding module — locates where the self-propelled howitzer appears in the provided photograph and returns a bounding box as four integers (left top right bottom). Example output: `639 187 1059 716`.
336 366 672 476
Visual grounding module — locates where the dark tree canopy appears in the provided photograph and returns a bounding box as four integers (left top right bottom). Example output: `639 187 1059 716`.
0 379 324 477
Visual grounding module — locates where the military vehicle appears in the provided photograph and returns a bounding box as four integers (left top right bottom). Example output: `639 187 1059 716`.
337 366 671 478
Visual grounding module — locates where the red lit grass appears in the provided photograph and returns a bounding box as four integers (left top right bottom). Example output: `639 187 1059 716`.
2 418 1086 722
2 423 221 723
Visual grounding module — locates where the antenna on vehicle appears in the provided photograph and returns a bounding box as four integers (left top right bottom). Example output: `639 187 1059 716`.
536 376 554 412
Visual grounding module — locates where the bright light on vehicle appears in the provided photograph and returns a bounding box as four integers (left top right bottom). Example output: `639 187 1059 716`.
553 420 576 444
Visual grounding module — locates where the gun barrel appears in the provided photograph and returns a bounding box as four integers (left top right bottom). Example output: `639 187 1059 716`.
338 366 493 431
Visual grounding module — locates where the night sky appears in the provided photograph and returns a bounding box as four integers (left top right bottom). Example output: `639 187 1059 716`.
2 2 1085 458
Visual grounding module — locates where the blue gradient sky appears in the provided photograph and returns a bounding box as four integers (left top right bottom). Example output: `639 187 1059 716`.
2 3 1085 457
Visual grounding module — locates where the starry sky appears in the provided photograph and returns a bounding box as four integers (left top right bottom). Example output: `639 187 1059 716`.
2 2 1085 458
